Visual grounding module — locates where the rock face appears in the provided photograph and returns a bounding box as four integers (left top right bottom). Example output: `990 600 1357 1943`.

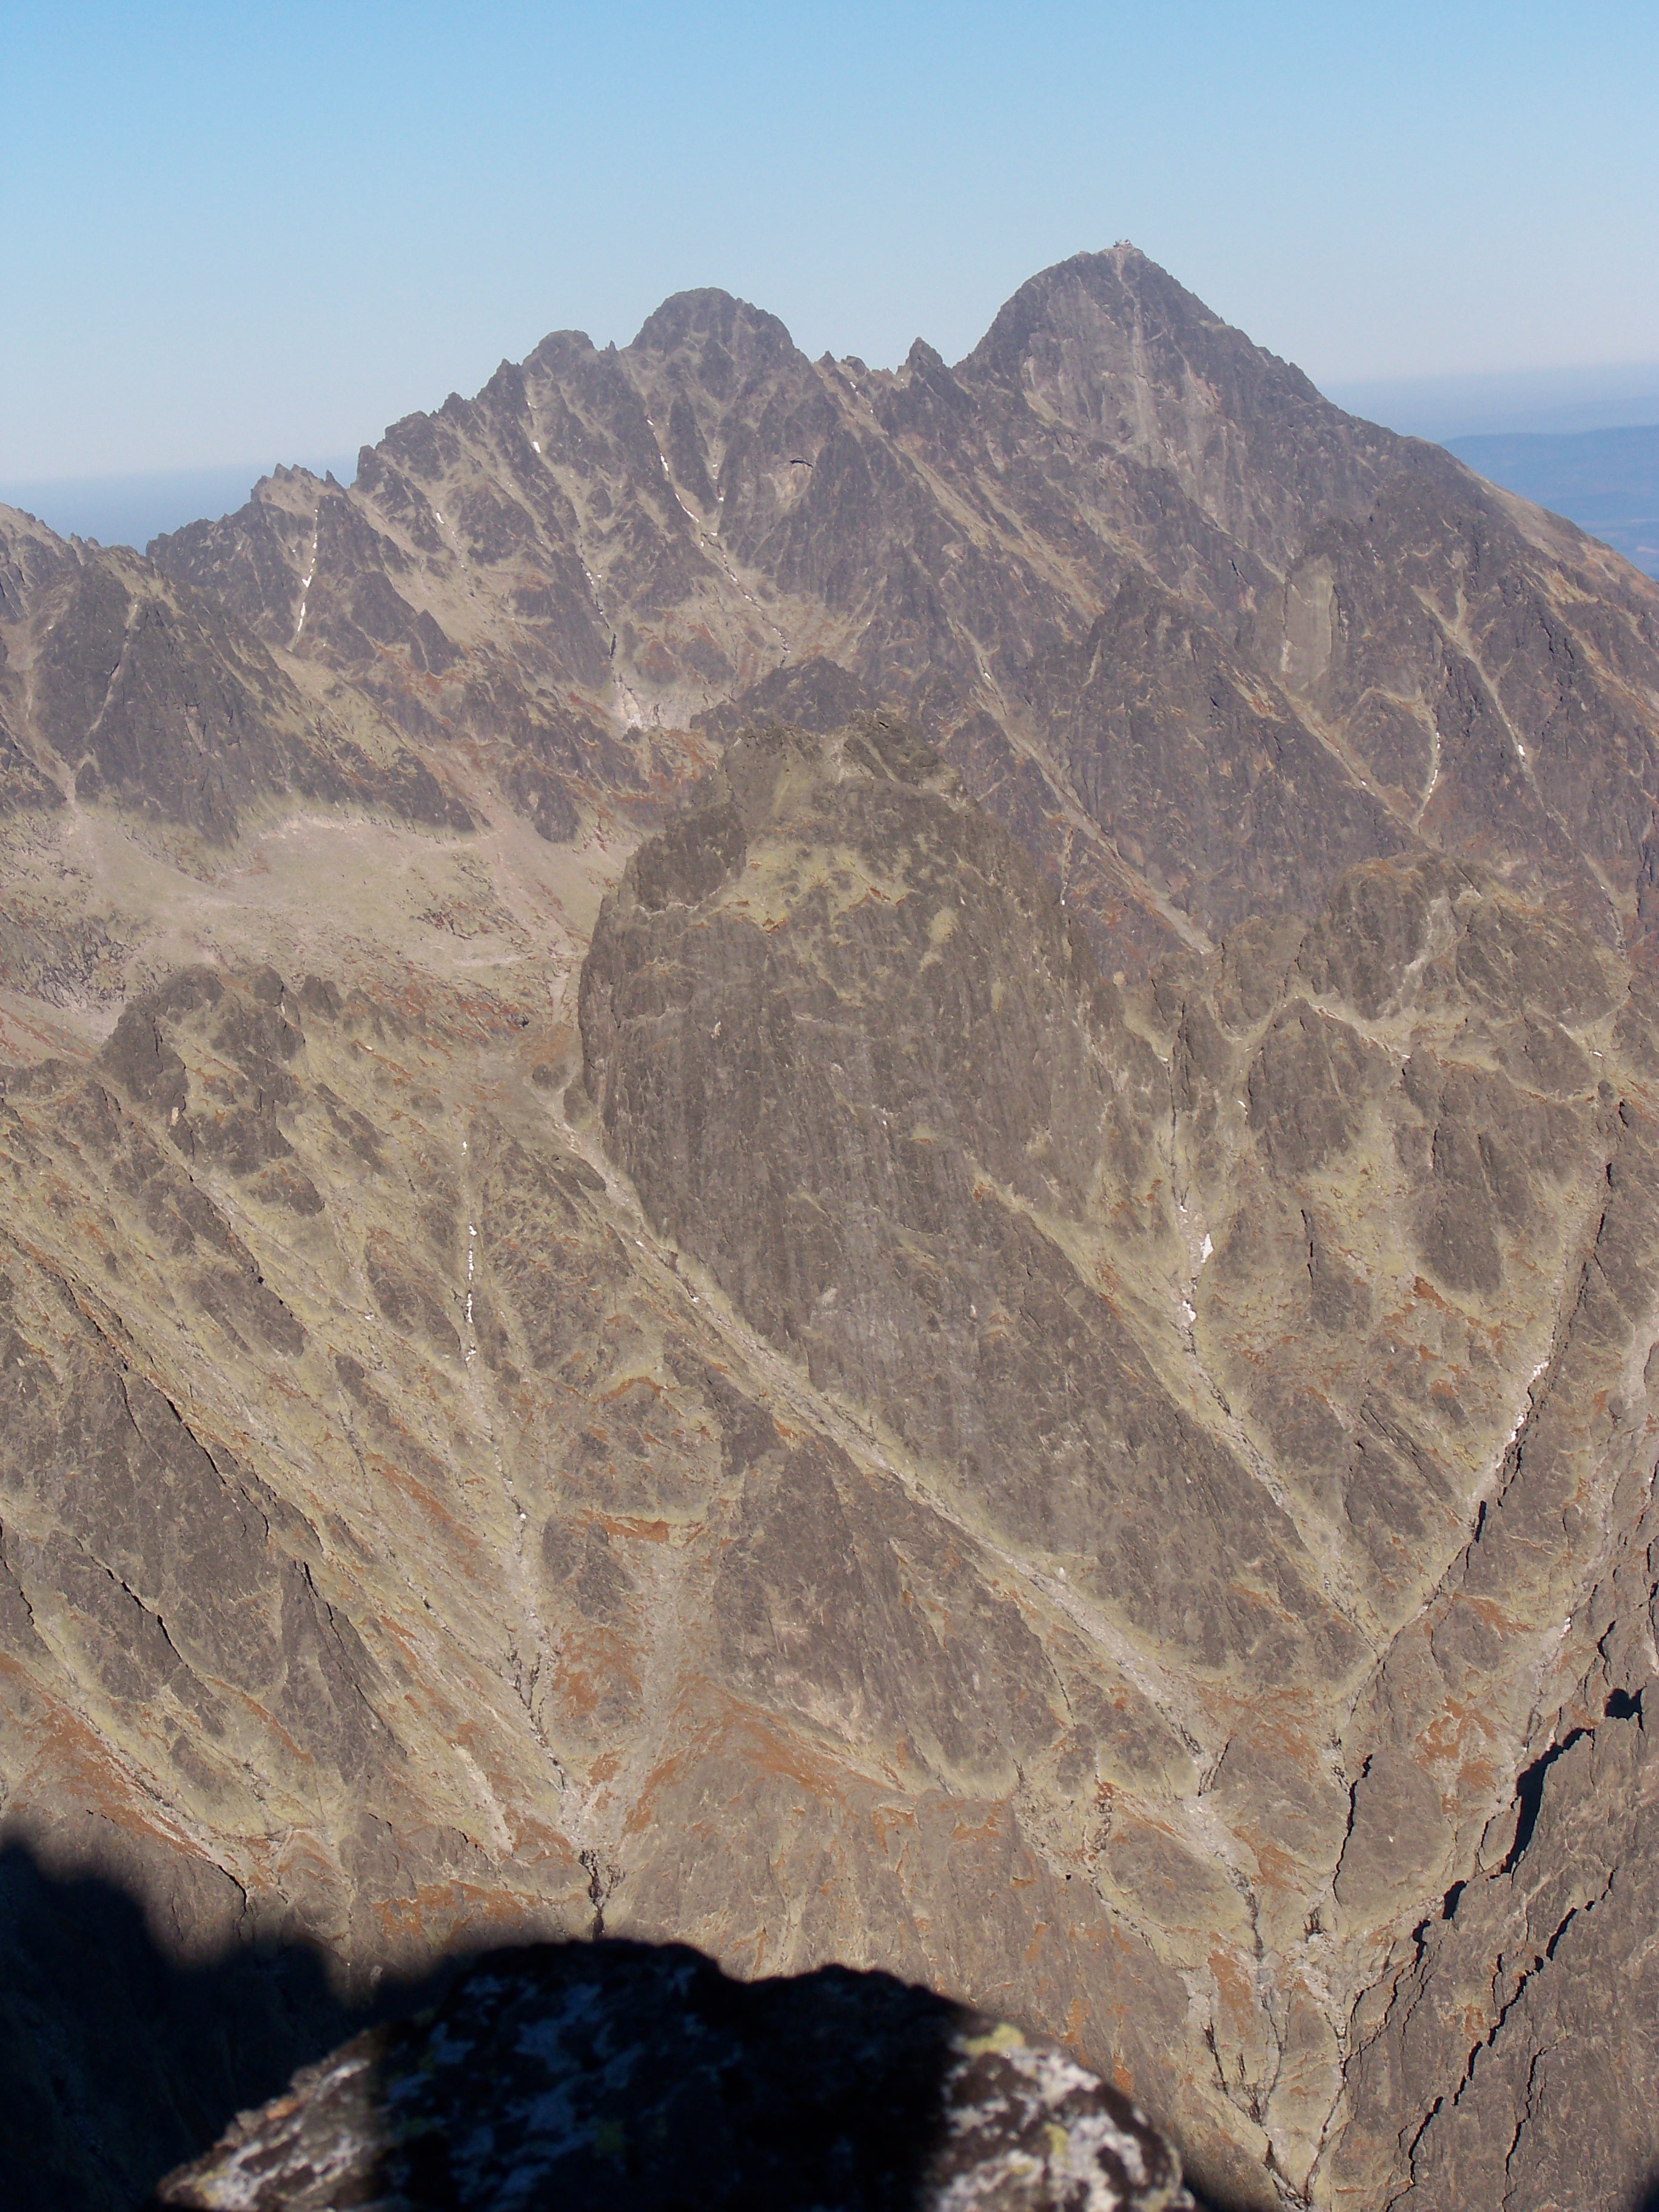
578 719 1659 2208
147 247 1659 972
0 508 469 842
2 246 1659 2211
150 1940 1196 2211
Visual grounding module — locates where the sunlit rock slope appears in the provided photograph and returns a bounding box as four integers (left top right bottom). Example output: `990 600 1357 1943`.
4 245 1659 2211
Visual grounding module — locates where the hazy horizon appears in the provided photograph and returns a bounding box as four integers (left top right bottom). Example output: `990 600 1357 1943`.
8 1 1657 484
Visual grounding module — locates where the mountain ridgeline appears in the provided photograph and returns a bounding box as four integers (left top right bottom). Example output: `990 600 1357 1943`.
2 247 1658 2211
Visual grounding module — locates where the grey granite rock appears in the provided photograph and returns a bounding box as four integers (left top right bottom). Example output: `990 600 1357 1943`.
0 508 471 845
150 1941 1195 2212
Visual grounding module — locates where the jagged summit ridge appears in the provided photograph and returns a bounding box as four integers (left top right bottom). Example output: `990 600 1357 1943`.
2 247 1659 2211
135 244 1659 979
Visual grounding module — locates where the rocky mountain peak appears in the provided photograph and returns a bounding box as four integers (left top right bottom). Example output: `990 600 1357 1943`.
6 248 1659 2211
960 243 1291 412
628 285 802 376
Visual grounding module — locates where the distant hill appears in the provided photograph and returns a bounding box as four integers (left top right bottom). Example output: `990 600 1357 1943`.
1447 424 1659 578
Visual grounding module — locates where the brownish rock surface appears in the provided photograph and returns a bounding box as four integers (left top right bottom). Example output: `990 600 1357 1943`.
578 718 1659 2207
2 245 1659 2212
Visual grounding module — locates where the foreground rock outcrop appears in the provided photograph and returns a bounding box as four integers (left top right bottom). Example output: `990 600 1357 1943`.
150 1940 1196 2211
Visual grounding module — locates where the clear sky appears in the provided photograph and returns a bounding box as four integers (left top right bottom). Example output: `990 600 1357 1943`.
5 0 1658 482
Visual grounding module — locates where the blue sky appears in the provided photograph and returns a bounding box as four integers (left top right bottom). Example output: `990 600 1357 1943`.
5 0 1658 481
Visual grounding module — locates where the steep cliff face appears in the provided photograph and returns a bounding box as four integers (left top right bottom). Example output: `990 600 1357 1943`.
578 720 1659 2207
3 247 1659 2212
0 770 1238 2197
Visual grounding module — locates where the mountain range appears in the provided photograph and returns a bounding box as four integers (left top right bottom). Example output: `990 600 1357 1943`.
3 244 1658 2211
1444 425 1659 579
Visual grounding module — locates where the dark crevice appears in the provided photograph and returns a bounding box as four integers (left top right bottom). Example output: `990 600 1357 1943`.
578 1846 619 1940
1404 2090 1445 2174
1501 1728 1590 1875
1332 1752 1369 1890
1605 1686 1643 1720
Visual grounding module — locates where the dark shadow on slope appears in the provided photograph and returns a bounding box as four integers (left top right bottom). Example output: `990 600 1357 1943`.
1501 1728 1592 1873
147 1934 1223 2211
0 1838 1247 2212
0 1842 458 2212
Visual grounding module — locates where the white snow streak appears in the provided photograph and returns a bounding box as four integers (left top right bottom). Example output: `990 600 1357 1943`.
291 522 320 646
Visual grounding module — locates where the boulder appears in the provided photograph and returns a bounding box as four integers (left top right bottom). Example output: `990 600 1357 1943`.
150 1939 1195 2212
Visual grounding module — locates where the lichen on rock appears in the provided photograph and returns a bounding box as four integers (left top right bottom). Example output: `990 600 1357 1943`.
150 1940 1195 2212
